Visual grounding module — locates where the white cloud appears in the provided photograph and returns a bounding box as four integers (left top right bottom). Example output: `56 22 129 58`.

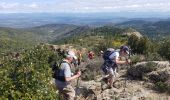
1 0 170 13
0 2 19 9
29 3 39 8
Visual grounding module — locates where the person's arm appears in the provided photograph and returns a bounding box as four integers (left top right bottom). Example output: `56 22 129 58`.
113 52 130 64
115 58 131 64
63 63 81 82
115 59 127 64
65 72 81 82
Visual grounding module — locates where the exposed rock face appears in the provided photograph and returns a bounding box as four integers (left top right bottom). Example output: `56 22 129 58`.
128 61 170 81
147 69 170 82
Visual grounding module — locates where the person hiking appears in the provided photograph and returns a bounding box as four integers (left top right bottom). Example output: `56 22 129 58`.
88 51 94 60
101 46 131 89
54 51 81 100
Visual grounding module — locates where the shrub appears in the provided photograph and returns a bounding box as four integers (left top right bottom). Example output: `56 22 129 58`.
130 54 145 64
128 35 154 55
158 38 170 61
145 53 163 61
154 82 168 93
0 45 58 99
81 61 103 81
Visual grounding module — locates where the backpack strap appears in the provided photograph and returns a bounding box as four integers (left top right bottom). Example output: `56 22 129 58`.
106 51 115 61
54 61 71 82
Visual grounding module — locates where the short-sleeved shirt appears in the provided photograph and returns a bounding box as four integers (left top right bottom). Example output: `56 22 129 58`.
55 61 72 88
109 51 119 61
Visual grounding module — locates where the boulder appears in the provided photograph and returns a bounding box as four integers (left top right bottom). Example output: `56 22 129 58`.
147 69 170 82
128 61 170 80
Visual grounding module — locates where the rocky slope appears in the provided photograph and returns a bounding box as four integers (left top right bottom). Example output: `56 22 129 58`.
70 60 170 100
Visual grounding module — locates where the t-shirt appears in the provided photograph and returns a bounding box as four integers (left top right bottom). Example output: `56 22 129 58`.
109 51 119 61
59 62 72 78
55 61 72 87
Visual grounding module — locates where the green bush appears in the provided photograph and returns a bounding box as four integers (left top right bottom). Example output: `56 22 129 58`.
81 61 103 81
158 38 170 61
146 53 163 61
128 35 154 55
155 82 168 93
130 54 145 64
0 45 59 99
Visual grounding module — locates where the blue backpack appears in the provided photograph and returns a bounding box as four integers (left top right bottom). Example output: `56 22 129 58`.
102 50 117 74
102 50 115 61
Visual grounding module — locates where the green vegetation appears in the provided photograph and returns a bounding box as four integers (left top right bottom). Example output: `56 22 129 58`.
0 45 58 99
0 24 170 98
0 27 46 54
54 26 128 53
158 38 170 61
155 82 169 92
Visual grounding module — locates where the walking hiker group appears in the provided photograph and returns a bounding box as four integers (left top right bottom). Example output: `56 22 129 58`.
53 45 131 100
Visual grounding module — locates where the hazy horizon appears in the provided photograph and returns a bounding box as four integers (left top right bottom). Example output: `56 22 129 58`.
1 0 170 28
1 0 170 13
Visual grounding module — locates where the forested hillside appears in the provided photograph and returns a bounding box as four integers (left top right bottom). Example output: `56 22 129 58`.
117 20 170 38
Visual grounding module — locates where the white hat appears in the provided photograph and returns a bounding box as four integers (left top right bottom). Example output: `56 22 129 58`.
67 51 77 59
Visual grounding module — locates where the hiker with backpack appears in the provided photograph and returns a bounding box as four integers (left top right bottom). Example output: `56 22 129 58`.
101 46 131 89
53 51 81 100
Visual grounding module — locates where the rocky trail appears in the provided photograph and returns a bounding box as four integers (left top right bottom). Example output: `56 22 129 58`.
71 60 170 100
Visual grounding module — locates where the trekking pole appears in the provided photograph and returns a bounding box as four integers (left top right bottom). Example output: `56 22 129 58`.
75 68 80 100
123 49 132 92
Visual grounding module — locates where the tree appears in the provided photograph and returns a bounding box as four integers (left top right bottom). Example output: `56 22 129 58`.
128 35 152 54
158 38 170 61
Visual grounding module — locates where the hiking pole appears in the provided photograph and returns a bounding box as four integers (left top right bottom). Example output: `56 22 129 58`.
75 68 80 100
123 49 132 92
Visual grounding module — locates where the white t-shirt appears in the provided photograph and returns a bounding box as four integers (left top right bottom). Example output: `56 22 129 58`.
109 51 119 61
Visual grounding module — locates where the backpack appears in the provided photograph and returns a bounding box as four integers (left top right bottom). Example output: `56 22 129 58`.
101 49 117 74
52 61 68 82
102 50 115 61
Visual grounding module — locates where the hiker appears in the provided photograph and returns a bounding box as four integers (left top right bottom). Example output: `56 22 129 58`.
54 51 81 100
101 46 131 88
68 50 78 67
88 51 94 60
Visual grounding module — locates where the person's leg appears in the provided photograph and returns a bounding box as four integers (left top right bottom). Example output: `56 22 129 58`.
108 68 114 88
63 85 75 100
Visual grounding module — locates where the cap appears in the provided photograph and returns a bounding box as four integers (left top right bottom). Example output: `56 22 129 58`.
67 50 77 59
120 46 129 54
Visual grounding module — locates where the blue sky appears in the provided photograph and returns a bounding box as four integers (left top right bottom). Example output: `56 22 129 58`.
0 0 170 13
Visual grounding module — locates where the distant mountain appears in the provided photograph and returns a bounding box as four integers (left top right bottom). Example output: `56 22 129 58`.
117 20 152 27
0 23 92 53
1 19 170 54
152 20 170 33
0 13 129 28
116 20 170 37
0 27 44 53
52 25 143 48
28 24 91 41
